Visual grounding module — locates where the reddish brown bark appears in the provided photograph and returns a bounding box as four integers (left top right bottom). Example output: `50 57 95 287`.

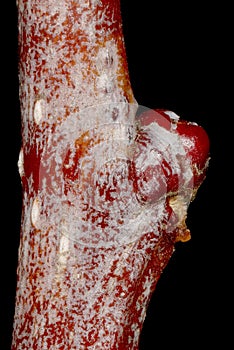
12 1 210 349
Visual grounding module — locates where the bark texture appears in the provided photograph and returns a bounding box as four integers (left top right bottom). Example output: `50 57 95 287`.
12 1 210 349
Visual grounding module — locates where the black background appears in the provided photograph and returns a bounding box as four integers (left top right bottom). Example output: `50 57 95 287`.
119 2 231 349
1 1 231 349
